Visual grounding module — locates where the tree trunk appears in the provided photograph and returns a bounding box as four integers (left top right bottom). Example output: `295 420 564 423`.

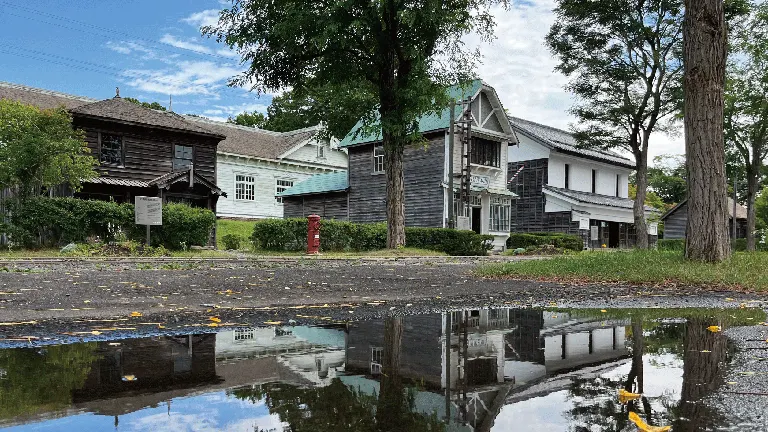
634 148 649 249
383 132 406 248
683 0 731 262
377 316 405 431
746 156 759 251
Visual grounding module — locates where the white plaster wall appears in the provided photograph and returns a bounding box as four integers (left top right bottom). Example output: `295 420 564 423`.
217 155 337 219
507 133 551 162
548 154 632 197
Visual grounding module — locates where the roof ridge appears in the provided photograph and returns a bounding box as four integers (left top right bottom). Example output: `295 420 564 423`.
508 116 572 137
0 81 97 103
278 125 322 136
182 115 289 136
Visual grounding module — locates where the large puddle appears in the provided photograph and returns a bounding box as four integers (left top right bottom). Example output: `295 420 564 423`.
0 307 762 431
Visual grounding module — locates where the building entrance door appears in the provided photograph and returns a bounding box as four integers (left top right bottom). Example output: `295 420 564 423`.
609 222 620 248
471 207 482 233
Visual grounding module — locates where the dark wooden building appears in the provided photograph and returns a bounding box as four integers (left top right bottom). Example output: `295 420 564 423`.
0 82 226 210
661 197 747 239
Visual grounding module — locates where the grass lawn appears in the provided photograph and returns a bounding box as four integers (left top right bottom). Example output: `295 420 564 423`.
216 219 256 247
478 250 768 291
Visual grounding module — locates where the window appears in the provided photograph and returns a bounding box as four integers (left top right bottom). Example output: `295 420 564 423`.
373 144 384 173
470 137 501 167
235 175 255 201
616 174 620 197
317 145 325 159
275 179 294 203
173 145 194 171
564 164 570 189
371 346 383 375
489 197 511 232
99 133 123 165
592 169 597 194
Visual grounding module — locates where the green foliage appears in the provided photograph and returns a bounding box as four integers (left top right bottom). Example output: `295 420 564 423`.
250 219 493 255
658 238 685 251
124 97 167 111
2 198 214 250
629 184 668 213
0 99 98 197
757 186 768 230
646 154 688 205
216 219 255 247
0 342 98 420
507 232 583 252
228 111 266 128
221 233 243 250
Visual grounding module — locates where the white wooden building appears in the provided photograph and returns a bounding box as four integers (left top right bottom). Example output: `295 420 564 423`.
185 117 348 219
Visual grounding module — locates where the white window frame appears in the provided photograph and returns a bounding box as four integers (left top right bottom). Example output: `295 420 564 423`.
275 179 294 204
373 144 385 173
235 174 256 201
370 346 383 374
489 197 511 232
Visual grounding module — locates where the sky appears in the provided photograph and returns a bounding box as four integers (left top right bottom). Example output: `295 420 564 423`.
0 0 685 160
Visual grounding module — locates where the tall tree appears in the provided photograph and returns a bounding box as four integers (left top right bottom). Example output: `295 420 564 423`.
124 97 167 111
204 0 503 248
0 100 97 199
546 0 684 249
227 110 266 128
683 0 731 262
724 1 768 251
648 154 688 205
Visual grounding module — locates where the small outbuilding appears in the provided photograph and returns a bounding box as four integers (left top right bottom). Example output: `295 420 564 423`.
661 198 747 239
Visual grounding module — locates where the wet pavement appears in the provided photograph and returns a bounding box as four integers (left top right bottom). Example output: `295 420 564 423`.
0 306 766 431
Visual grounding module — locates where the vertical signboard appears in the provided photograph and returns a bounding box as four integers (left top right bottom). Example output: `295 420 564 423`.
135 196 162 245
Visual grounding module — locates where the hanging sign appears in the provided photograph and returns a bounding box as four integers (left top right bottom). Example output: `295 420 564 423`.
470 175 490 188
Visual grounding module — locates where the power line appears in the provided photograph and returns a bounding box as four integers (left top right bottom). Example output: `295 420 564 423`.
0 2 236 61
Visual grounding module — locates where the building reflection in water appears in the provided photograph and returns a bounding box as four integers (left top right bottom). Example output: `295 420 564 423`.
0 308 736 431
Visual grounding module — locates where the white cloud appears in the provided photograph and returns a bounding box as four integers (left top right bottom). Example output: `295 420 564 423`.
182 9 222 28
466 0 683 163
122 60 242 97
160 34 214 55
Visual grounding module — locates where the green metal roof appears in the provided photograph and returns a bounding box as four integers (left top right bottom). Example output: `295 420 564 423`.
277 171 348 197
338 79 484 148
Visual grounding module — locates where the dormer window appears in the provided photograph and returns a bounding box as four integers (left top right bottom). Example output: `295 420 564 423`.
471 137 500 168
99 133 123 166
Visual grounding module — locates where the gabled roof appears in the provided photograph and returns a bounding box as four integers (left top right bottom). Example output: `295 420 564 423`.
71 97 224 139
544 186 656 212
0 81 96 110
661 197 746 221
277 171 348 197
184 116 322 161
509 117 635 169
338 79 485 148
147 167 226 196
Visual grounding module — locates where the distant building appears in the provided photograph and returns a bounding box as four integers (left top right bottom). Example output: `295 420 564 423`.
661 197 747 239
507 117 658 248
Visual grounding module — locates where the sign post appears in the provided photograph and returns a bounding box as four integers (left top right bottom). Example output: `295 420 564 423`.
590 226 599 251
135 196 163 245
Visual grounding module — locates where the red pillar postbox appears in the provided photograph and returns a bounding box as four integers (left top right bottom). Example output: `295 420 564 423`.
307 214 321 254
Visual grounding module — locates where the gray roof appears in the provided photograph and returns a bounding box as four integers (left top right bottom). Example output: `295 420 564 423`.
509 117 635 169
185 116 321 161
0 81 95 110
72 97 224 138
544 186 656 212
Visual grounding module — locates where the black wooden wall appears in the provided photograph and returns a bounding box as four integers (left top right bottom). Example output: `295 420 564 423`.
348 135 445 227
283 192 349 220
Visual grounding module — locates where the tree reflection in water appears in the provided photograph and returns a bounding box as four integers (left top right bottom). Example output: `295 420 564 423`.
231 317 445 432
566 318 728 431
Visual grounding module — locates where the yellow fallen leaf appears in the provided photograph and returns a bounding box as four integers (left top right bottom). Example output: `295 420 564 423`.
707 325 721 333
618 389 641 404
600 309 607 313
130 312 142 317
207 323 218 327
91 331 102 336
209 317 221 323
264 321 282 325
0 321 37 326
628 411 670 432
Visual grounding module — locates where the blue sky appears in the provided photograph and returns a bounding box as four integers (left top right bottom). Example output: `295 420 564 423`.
0 0 272 122
0 0 683 157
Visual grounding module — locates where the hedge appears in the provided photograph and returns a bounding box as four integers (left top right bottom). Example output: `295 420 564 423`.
507 232 583 252
250 218 494 256
1 197 215 250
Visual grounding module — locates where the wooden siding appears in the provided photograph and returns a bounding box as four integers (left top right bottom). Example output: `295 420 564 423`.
348 136 445 227
663 202 687 239
283 192 348 220
75 117 220 184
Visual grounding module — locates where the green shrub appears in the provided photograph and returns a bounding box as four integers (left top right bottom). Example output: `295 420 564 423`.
2 198 214 250
658 238 685 251
507 232 583 251
249 218 493 255
221 233 243 250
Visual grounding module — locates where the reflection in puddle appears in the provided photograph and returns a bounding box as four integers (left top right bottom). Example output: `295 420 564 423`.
0 308 758 431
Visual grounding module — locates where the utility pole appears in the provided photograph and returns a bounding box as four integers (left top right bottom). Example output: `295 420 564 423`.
448 100 456 229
